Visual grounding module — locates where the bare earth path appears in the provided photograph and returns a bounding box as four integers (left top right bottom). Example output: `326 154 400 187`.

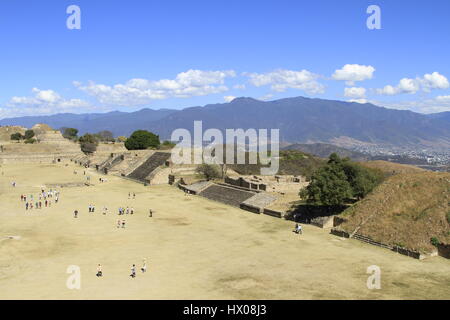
0 162 449 300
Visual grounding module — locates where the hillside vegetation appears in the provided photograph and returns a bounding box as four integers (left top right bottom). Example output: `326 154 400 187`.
337 171 450 253
283 143 369 161
360 160 426 175
230 150 325 179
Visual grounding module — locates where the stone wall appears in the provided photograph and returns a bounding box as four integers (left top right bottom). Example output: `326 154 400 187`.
263 208 284 218
240 203 261 214
311 216 334 229
330 228 350 238
224 176 267 191
331 228 440 260
0 153 80 164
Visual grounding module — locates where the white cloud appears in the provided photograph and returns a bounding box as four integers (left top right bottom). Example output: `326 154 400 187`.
421 72 450 91
223 95 236 102
368 97 450 114
436 95 450 102
259 93 274 101
348 99 368 104
344 87 366 99
332 64 375 85
1 88 91 118
376 72 449 96
245 69 324 95
233 84 246 90
75 69 236 106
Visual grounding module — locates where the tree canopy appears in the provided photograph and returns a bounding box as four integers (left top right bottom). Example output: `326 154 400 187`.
62 127 78 140
10 132 23 141
24 130 35 140
79 133 98 154
124 130 160 150
300 153 384 206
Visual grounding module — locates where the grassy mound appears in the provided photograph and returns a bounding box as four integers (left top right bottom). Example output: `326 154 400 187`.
337 171 450 253
359 160 426 175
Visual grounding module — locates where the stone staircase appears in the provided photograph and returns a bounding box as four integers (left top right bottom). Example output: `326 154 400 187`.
98 153 124 173
199 184 255 207
127 152 171 182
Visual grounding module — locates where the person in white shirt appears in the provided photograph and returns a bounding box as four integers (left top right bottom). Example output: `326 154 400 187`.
141 259 147 273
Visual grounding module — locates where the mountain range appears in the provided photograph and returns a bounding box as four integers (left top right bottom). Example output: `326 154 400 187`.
1 96 449 150
283 143 370 161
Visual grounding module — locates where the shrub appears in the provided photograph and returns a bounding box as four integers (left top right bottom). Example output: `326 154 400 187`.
24 138 37 144
430 237 440 247
196 164 221 180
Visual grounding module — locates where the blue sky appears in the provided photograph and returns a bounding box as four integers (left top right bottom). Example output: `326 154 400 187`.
1 0 450 118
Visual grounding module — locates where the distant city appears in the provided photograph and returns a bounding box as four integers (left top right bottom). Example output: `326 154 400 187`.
350 145 450 170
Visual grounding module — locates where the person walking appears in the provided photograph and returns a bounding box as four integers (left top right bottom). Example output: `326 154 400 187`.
96 264 103 277
130 264 136 278
141 259 147 273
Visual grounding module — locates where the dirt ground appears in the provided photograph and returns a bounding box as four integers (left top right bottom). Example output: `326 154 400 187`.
0 162 449 300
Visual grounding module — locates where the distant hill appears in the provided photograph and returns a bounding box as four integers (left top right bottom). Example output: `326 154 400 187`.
283 143 369 161
336 171 450 253
0 108 176 137
427 111 450 122
1 96 449 149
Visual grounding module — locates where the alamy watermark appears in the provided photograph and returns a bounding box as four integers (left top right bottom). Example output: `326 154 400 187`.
366 265 381 290
367 5 381 30
170 121 280 175
66 5 81 30
66 265 81 290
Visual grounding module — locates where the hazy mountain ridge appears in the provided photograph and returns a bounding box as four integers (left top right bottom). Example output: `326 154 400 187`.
0 96 449 149
0 108 176 137
283 143 369 161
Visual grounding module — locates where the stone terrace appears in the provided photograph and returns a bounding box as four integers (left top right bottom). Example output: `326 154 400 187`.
199 184 256 207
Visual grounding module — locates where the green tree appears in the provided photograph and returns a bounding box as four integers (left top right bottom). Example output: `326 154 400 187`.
62 127 78 140
301 153 384 206
302 164 353 206
24 130 35 140
125 130 160 150
342 162 384 199
79 133 98 154
10 132 23 141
